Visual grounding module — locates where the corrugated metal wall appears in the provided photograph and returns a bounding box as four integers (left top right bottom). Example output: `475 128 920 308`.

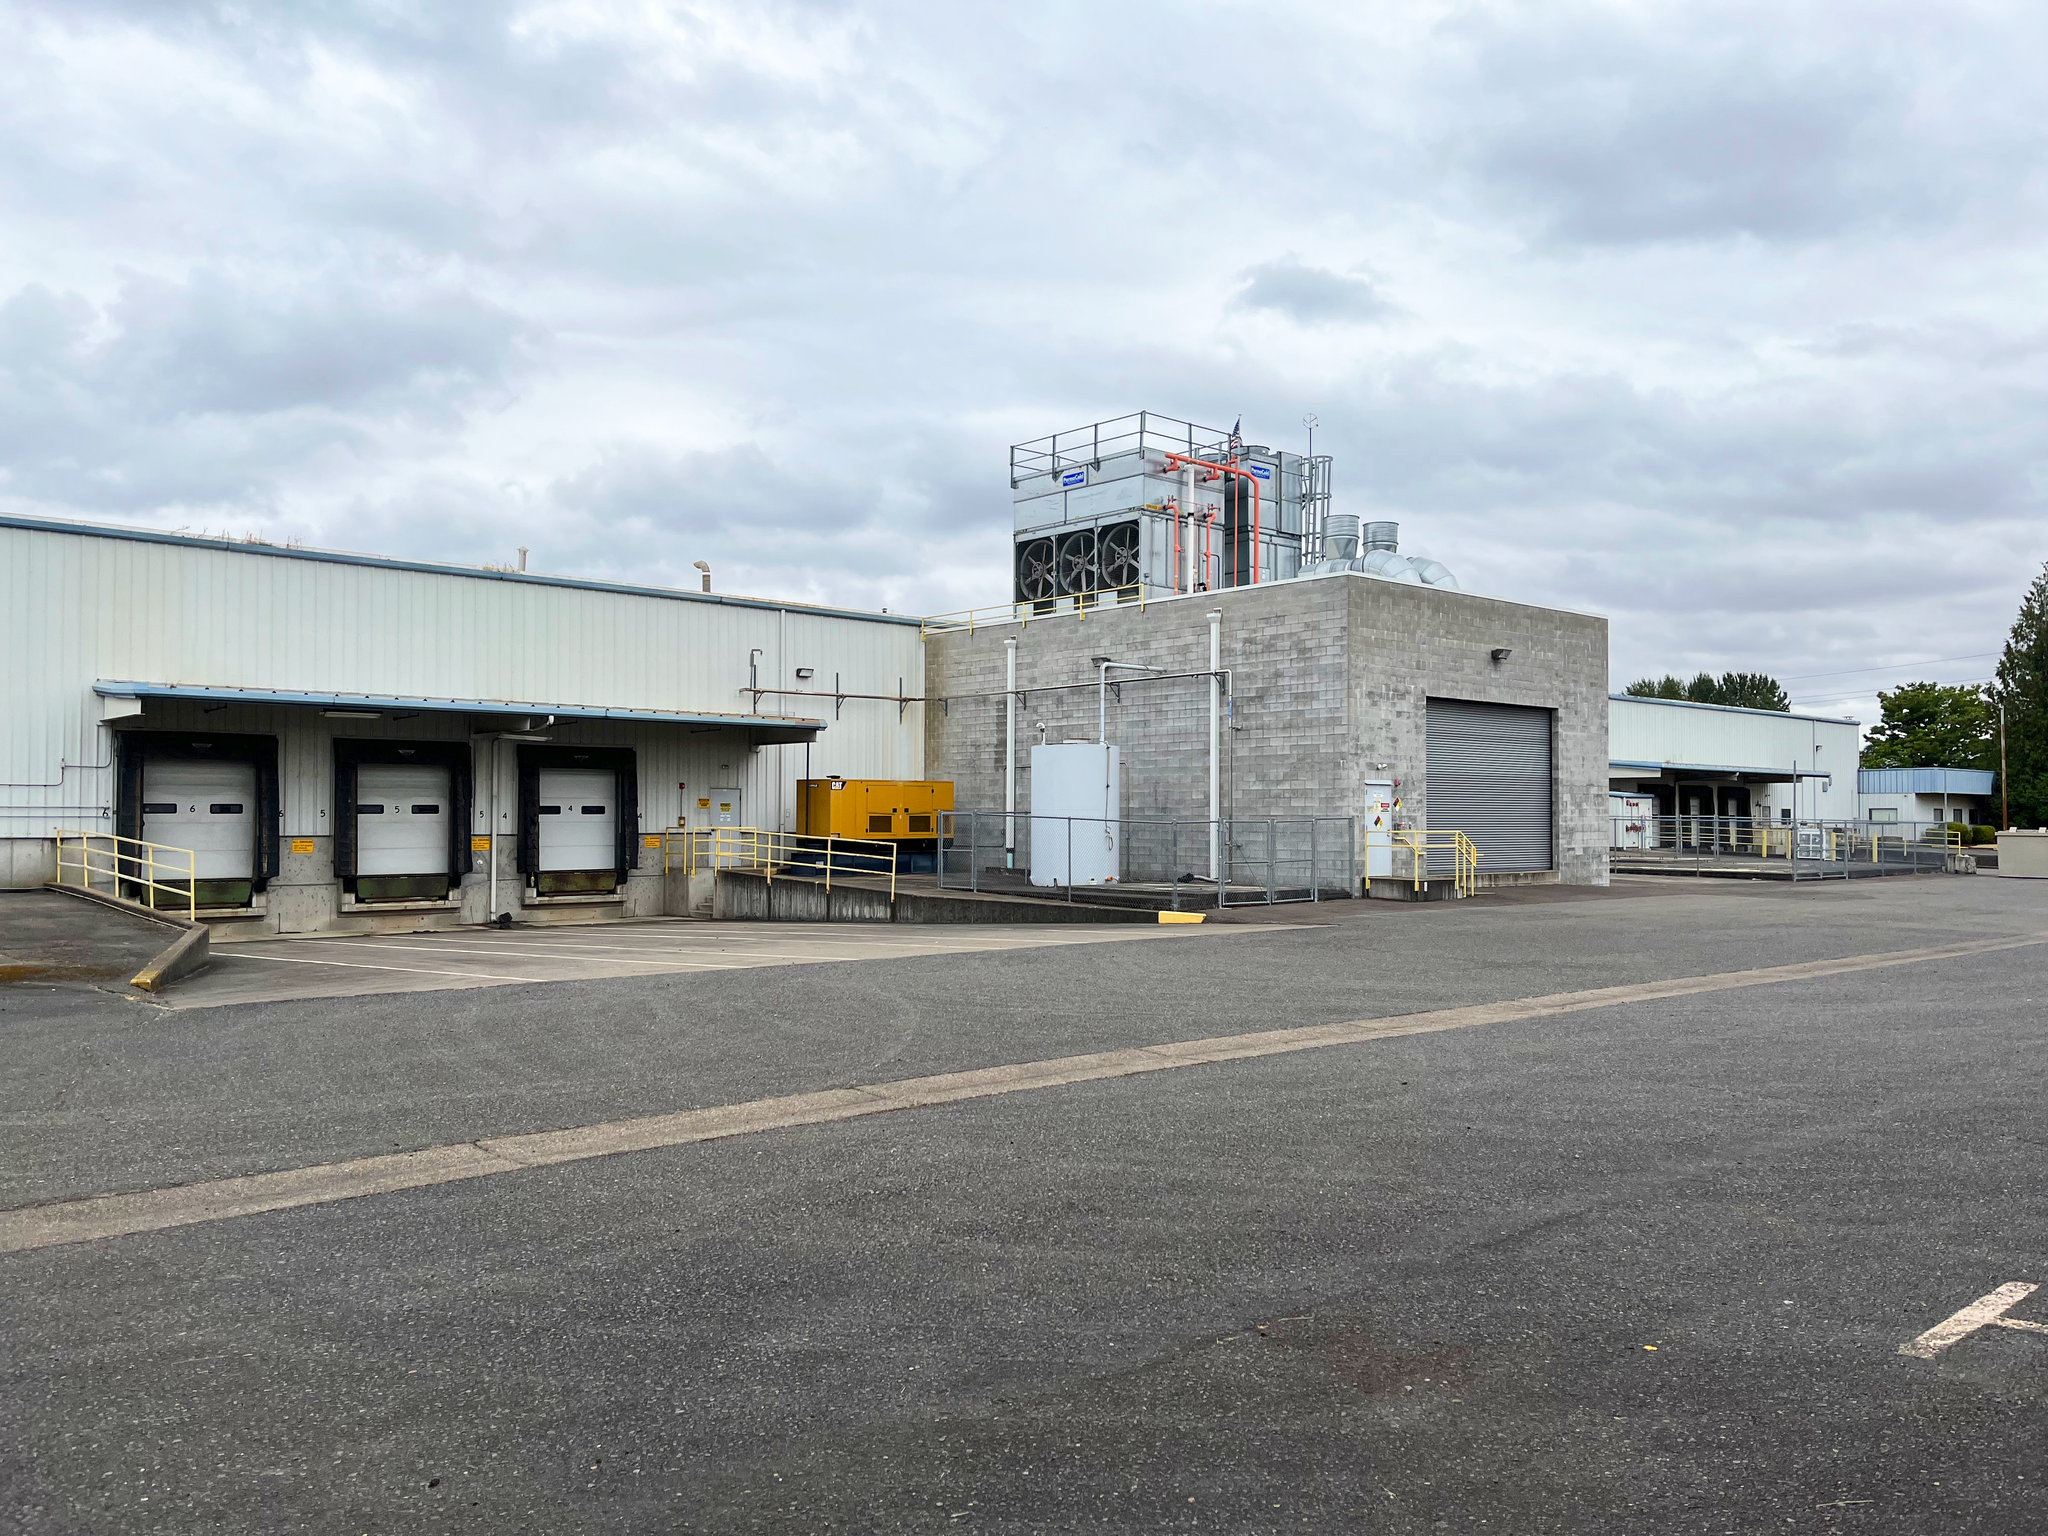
1 522 925 844
1608 696 1861 819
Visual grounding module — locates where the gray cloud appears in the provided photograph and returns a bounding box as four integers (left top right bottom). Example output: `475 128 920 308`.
0 0 2043 712
1230 259 1398 325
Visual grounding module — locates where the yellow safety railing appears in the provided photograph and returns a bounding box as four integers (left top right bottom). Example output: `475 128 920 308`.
661 825 898 902
53 831 198 921
920 584 1150 638
1389 829 1481 897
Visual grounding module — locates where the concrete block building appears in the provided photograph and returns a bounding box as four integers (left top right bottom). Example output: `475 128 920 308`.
923 571 1611 888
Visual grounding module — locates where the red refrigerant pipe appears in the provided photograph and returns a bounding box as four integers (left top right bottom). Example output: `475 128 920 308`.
1163 450 1263 585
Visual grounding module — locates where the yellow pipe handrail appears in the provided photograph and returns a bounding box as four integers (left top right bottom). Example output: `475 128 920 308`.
662 825 899 903
53 831 198 922
1388 829 1481 897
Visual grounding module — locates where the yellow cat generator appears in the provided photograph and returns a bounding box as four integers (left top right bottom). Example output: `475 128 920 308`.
798 779 955 871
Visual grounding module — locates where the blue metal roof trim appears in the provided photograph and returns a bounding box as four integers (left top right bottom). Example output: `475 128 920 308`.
1856 767 1996 795
6 513 922 628
95 681 825 734
1609 693 1859 726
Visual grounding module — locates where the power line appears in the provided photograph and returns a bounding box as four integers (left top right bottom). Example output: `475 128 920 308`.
1779 651 1997 683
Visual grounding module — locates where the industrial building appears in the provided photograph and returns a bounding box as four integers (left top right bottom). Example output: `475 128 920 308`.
1856 767 1998 827
930 412 1611 891
1608 694 1861 825
7 410 1624 926
0 514 925 933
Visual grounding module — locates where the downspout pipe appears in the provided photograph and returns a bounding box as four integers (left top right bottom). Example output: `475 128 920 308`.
1208 610 1222 882
1004 636 1017 869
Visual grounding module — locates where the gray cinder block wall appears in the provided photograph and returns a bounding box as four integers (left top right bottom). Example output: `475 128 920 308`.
923 572 1609 886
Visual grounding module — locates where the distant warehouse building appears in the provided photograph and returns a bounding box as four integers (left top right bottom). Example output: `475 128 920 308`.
1856 768 1997 827
0 515 925 933
1608 695 1861 824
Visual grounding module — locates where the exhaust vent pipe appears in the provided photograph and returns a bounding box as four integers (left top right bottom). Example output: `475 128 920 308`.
1365 521 1399 553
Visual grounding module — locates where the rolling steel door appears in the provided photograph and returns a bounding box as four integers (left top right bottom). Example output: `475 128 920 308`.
1425 699 1553 872
141 759 257 905
537 769 618 892
355 763 452 901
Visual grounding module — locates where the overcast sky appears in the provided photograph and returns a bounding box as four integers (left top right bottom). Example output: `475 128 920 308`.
3 1 2043 723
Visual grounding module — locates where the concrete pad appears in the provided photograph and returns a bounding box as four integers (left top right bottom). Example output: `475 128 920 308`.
160 918 1248 1008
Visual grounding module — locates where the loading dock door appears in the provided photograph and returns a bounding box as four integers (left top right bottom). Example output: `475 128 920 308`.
356 763 452 901
537 768 618 893
1425 698 1553 873
142 759 258 905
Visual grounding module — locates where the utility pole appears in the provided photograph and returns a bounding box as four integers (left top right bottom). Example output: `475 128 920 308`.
1999 697 2009 829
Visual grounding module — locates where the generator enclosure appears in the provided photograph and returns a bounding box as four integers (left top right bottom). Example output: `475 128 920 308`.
798 779 954 841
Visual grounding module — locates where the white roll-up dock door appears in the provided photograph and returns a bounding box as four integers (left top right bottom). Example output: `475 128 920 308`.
141 758 258 906
1425 698 1553 873
355 763 452 901
538 768 618 892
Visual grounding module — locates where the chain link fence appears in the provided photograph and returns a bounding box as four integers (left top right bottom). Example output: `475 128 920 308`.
940 811 1355 909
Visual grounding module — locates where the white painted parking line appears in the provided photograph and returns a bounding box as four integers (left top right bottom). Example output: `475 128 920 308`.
1899 1282 2045 1359
218 952 531 983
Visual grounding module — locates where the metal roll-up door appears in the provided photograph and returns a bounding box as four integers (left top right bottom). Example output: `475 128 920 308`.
537 768 618 894
355 763 453 902
142 759 259 908
1425 698 1553 873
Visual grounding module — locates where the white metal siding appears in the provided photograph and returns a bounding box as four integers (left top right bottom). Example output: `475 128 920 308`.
0 522 926 847
1608 697 1860 820
1426 699 1554 872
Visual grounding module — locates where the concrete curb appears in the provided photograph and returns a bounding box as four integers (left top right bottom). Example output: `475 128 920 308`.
129 921 211 993
41 881 211 993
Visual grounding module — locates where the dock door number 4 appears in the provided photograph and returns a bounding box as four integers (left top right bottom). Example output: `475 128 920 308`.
1899 1281 2048 1359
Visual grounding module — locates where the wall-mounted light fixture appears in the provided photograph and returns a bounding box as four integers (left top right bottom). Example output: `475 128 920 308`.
1490 648 1513 663
795 667 815 680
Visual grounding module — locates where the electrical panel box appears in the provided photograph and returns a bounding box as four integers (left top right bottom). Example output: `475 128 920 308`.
798 779 955 841
1029 743 1120 886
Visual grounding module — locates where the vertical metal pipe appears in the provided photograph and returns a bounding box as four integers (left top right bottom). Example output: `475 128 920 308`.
1004 637 1017 869
1208 610 1221 883
485 737 498 925
1182 464 1195 592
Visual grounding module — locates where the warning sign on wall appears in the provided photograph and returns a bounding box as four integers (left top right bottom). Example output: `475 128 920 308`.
290 838 315 855
471 836 491 851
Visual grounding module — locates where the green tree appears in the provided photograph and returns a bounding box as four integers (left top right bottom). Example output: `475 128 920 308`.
1859 682 1994 771
1623 671 1789 710
1992 563 2048 827
1624 674 1690 700
1713 672 1791 711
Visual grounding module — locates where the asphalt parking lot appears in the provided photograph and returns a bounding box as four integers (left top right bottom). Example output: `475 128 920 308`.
4 874 2047 1533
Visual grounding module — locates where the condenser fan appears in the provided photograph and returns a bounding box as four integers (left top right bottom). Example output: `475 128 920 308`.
1098 522 1141 589
1015 537 1057 602
1056 529 1098 595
